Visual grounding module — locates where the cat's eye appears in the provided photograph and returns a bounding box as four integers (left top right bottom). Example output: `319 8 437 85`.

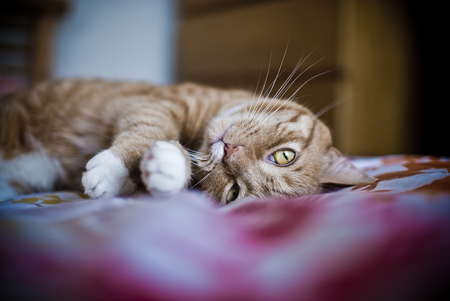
226 183 240 203
270 149 296 166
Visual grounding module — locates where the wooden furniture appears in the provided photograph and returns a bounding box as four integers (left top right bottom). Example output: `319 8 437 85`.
0 0 68 84
177 0 415 156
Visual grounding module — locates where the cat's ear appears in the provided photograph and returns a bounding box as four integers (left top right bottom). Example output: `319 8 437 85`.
319 147 377 185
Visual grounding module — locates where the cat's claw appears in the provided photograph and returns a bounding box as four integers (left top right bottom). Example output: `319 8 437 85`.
82 150 135 198
140 141 188 197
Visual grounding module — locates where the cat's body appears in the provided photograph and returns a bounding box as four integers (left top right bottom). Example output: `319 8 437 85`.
0 79 375 203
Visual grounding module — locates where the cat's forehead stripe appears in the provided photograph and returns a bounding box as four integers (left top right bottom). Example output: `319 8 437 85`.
288 110 309 123
246 128 259 138
303 119 317 149
265 136 298 152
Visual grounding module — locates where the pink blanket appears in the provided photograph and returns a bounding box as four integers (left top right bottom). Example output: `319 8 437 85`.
1 155 450 300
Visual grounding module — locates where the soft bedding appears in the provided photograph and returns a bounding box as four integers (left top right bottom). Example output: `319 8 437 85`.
1 155 450 300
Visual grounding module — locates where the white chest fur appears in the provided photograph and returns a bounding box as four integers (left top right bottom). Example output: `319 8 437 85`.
0 150 62 201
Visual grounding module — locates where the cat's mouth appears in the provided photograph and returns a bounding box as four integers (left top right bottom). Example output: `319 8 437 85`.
210 124 234 160
211 140 225 160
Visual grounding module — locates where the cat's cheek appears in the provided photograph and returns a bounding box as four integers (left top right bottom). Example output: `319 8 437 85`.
82 149 135 198
140 141 188 197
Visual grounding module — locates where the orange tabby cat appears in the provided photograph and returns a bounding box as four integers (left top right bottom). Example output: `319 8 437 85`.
0 79 375 203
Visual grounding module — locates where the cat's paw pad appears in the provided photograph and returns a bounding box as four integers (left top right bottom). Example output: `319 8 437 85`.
140 141 188 197
82 150 135 198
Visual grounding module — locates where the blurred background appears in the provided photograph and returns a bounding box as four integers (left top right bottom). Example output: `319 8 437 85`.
0 0 446 156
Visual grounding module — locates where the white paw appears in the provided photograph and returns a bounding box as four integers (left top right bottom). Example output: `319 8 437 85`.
140 141 188 197
82 150 135 198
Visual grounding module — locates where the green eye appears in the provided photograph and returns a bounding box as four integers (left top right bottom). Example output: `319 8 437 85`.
271 149 296 165
226 184 240 203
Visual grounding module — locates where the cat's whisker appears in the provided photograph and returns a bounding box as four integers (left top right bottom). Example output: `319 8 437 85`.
192 157 214 173
262 48 317 110
192 161 215 175
190 160 203 167
257 42 290 111
188 171 212 191
187 153 201 161
258 99 291 126
257 69 332 125
276 55 324 101
249 49 273 120
251 43 291 121
185 147 204 155
289 94 313 102
253 51 320 124
186 149 202 154
251 69 287 123
186 150 201 156
285 69 332 102
185 150 205 161
313 95 354 119
254 63 301 123
187 152 203 160
193 167 207 174
261 68 287 103
246 68 263 118
250 46 292 122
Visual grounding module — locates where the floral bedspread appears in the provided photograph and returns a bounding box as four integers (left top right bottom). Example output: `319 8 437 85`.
1 155 449 300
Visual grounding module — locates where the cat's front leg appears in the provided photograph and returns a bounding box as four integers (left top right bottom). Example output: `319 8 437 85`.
140 141 191 197
82 141 191 199
82 149 136 198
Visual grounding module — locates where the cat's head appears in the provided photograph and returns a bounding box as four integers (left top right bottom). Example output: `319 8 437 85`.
195 98 376 204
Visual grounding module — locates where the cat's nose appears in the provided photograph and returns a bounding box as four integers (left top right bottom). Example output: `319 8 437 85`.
223 143 241 160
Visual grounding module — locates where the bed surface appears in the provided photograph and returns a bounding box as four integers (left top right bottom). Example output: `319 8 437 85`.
1 155 450 300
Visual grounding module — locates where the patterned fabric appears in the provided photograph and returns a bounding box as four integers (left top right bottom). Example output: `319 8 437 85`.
348 155 450 193
1 155 449 300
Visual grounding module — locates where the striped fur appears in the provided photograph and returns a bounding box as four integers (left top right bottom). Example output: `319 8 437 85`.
0 79 375 203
